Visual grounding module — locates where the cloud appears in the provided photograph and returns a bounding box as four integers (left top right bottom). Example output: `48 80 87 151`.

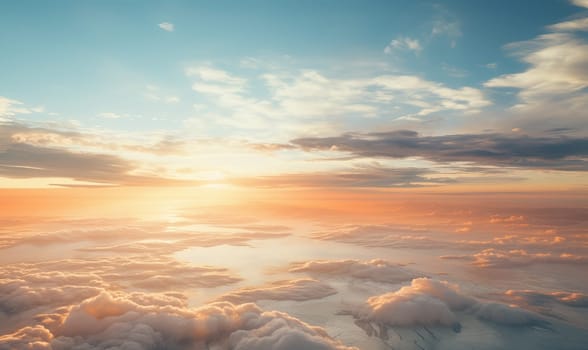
485 33 588 103
184 65 489 132
0 275 103 317
440 248 588 268
97 112 122 119
485 1 588 112
0 290 356 350
1 255 241 301
0 122 197 186
384 37 422 54
347 278 547 343
308 224 448 250
475 302 549 327
214 279 337 304
158 22 174 32
0 96 43 119
291 130 588 170
549 17 588 31
186 66 246 90
234 165 456 188
504 289 588 308
144 85 181 104
0 216 291 256
572 0 588 9
288 259 418 284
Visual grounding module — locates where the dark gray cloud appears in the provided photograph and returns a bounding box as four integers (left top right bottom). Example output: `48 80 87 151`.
291 130 588 170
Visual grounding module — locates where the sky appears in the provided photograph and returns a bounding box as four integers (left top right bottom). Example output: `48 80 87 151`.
1 0 588 190
1 1 588 350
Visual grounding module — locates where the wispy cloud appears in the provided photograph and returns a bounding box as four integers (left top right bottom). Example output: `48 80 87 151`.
184 65 489 134
384 36 422 54
485 5 588 109
291 130 588 170
234 164 456 188
0 96 43 119
98 112 123 119
0 123 196 186
158 21 174 32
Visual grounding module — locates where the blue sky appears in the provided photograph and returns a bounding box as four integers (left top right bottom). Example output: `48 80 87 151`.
0 0 580 128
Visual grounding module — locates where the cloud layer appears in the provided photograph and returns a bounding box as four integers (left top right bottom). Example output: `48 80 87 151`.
0 291 356 350
288 259 418 284
291 130 588 170
214 278 337 304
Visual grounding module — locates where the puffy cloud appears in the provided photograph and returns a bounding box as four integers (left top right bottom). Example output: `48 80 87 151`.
0 291 356 350
0 255 240 320
214 279 337 304
348 278 547 343
0 326 54 350
0 275 103 316
288 259 418 284
291 130 588 170
441 248 588 268
353 279 474 328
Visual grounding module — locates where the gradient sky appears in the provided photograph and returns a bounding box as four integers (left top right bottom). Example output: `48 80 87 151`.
2 2 588 350
1 0 587 190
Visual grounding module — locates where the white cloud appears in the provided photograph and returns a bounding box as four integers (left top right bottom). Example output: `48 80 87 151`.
184 64 490 134
158 22 174 32
441 248 588 268
0 290 357 350
485 3 588 111
348 278 548 343
572 0 588 9
98 112 122 119
486 33 588 102
431 19 461 38
186 66 246 87
144 85 181 104
0 96 41 118
384 36 422 54
214 278 337 304
289 259 418 284
550 17 588 31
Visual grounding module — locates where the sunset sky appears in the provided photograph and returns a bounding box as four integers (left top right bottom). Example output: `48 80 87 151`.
1 0 587 190
1 1 588 350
